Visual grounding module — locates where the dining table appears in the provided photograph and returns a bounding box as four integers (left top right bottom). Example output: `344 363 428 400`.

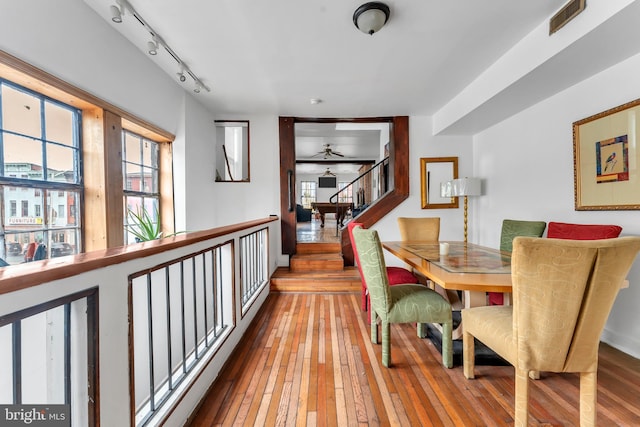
382 240 513 340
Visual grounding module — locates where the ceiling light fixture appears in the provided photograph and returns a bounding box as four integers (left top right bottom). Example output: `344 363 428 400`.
353 2 390 35
109 0 211 93
110 1 124 23
147 36 158 55
177 65 186 82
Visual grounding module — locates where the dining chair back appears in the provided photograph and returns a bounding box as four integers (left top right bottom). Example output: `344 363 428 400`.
489 219 546 305
462 236 640 425
547 221 622 239
397 217 440 241
397 216 463 308
352 225 453 368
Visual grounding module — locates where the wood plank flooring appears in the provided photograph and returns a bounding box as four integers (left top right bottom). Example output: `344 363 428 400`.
187 293 640 426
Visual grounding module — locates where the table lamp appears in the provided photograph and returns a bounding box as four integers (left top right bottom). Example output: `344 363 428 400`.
441 177 481 243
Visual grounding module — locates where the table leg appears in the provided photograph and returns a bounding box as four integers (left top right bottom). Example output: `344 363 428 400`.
431 290 488 340
319 213 325 228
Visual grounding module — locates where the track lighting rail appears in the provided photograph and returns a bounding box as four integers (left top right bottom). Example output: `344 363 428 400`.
111 0 211 93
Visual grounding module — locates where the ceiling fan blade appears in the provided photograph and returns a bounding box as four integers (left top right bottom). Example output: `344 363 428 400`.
333 152 344 157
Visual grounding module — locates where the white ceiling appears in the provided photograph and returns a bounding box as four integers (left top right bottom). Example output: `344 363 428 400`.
82 0 567 119
82 0 568 175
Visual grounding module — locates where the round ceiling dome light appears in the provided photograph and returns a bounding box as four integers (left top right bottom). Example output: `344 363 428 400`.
353 2 390 35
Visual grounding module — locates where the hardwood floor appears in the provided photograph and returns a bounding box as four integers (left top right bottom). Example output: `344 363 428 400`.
187 293 640 426
296 217 341 243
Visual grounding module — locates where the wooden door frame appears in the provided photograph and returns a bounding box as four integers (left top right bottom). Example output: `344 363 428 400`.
279 116 410 257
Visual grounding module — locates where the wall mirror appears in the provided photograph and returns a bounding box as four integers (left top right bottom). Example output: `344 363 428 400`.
215 120 250 182
420 157 458 209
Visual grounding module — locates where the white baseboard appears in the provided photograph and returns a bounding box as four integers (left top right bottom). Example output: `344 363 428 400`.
601 328 640 359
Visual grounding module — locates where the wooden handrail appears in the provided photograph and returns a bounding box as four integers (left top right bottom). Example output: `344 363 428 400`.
0 216 278 296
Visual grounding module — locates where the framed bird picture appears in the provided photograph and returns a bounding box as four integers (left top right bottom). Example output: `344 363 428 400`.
573 98 640 210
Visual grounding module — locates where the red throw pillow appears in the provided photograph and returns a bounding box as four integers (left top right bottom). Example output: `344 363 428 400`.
387 266 419 285
547 222 622 240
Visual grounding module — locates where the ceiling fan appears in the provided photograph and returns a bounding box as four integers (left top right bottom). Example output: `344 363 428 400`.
322 168 336 176
312 143 344 159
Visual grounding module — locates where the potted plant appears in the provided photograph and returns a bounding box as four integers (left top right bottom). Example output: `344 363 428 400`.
126 206 183 242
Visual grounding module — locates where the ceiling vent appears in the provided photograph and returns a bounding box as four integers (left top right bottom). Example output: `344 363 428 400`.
549 0 586 35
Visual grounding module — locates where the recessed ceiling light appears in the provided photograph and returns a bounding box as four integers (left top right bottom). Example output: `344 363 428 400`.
310 98 322 105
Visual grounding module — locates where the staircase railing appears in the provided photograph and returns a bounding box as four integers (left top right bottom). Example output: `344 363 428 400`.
329 156 390 235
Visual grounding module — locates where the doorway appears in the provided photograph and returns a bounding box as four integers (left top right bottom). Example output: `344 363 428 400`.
279 117 410 257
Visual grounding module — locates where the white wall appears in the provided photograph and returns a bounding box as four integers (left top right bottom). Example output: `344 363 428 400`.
0 0 283 236
374 116 474 266
473 51 640 358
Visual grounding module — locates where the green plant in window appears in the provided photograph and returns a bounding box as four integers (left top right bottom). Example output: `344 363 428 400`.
126 206 162 242
126 204 187 242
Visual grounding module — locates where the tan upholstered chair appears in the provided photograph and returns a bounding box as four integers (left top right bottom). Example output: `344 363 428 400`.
397 217 462 308
462 236 640 426
397 217 440 241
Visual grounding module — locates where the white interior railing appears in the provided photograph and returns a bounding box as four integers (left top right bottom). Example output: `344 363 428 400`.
0 217 279 427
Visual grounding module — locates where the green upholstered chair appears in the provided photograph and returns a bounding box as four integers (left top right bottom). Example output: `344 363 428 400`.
463 236 640 426
489 219 547 305
351 226 453 368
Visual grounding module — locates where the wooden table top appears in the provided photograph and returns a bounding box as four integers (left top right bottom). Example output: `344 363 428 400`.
382 241 513 293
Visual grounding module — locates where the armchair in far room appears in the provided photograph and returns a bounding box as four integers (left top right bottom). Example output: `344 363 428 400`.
296 204 312 222
488 219 546 305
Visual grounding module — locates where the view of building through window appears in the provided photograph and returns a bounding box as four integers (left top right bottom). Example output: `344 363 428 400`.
0 79 81 265
123 130 160 244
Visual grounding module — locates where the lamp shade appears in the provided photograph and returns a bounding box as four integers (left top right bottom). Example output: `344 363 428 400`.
450 178 481 197
440 181 453 198
353 2 390 35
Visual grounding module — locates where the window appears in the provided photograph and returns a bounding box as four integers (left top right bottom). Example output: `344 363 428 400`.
1 54 175 255
300 181 316 209
122 130 160 244
338 182 353 204
0 79 82 263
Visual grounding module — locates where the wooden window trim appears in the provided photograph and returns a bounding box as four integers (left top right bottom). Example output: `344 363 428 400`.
0 49 175 250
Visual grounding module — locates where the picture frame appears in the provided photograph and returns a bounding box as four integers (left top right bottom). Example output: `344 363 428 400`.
573 98 640 210
420 157 458 209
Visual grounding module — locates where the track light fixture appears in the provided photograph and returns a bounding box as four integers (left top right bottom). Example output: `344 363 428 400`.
147 37 158 56
110 0 124 23
176 65 186 82
108 0 211 93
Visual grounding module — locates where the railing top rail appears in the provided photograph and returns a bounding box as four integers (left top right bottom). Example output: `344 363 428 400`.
0 216 278 296
329 156 389 203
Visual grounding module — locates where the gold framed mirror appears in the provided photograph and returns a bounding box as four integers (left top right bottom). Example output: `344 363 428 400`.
420 157 458 209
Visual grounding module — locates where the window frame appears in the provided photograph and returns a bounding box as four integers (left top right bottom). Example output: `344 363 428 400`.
0 78 83 262
0 50 175 255
300 181 317 209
